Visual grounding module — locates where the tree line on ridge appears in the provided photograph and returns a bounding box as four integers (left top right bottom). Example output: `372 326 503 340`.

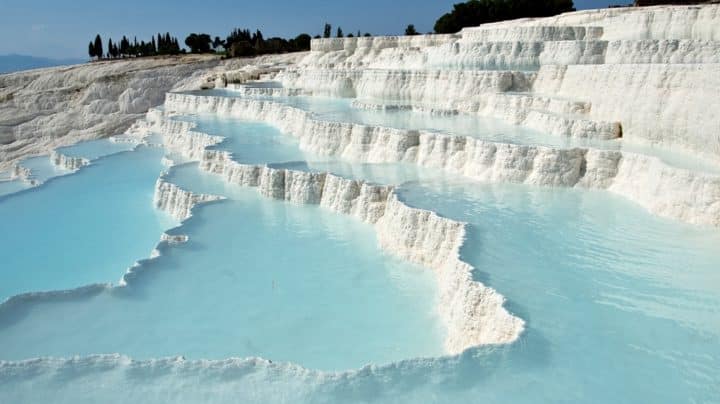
86 0 576 60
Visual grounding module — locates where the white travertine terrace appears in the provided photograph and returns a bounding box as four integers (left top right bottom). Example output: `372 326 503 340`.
144 113 524 354
160 232 189 245
0 54 304 172
153 177 224 222
1 4 719 360
162 93 720 227
50 151 90 172
137 4 720 354
175 4 720 227
269 4 720 162
9 164 33 183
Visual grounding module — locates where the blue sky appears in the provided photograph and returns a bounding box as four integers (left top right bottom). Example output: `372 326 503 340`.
1 0 622 59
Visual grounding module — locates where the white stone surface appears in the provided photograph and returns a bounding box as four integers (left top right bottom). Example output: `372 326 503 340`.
2 3 719 358
532 63 720 157
278 4 720 160
161 93 720 226
0 54 305 171
153 176 224 221
50 151 90 171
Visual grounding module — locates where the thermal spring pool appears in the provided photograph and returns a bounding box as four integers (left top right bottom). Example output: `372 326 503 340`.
0 93 719 404
396 180 720 403
0 179 444 368
0 146 172 298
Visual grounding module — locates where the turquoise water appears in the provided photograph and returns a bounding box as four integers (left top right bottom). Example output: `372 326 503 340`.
2 175 718 403
57 138 138 160
0 116 445 394
0 147 172 299
18 155 71 183
396 181 720 403
189 116 313 164
0 178 443 368
198 89 567 147
0 179 29 197
0 91 719 403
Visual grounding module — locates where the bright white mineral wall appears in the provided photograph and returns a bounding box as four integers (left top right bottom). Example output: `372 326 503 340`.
153 176 224 222
269 4 720 162
147 6 720 353
162 92 720 227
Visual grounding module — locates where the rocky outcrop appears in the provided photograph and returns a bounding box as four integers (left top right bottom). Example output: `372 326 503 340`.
50 151 89 171
153 177 224 221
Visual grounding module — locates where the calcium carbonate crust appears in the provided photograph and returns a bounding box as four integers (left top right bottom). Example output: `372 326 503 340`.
274 4 720 160
0 351 464 403
162 93 720 227
153 176 225 222
144 112 525 354
50 151 90 171
2 3 720 381
0 53 305 172
2 138 150 191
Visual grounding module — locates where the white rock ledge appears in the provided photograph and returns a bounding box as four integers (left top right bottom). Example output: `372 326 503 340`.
162 92 720 227
147 114 525 354
160 232 189 245
50 151 90 172
10 164 33 183
279 5 720 159
153 176 224 222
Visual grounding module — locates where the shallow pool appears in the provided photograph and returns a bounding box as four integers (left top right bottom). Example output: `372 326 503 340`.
0 177 443 369
0 90 718 404
0 146 172 299
397 180 720 403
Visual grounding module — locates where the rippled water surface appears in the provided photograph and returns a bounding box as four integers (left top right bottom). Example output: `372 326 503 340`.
0 179 443 368
1 90 719 404
0 147 171 299
397 180 720 403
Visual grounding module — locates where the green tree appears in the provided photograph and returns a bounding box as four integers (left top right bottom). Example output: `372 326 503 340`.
94 34 103 59
405 24 419 35
131 36 138 56
171 37 181 54
185 33 213 53
434 0 575 34
323 23 332 38
253 30 264 52
336 27 344 38
213 36 224 51
120 36 129 57
294 33 311 50
88 41 95 59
